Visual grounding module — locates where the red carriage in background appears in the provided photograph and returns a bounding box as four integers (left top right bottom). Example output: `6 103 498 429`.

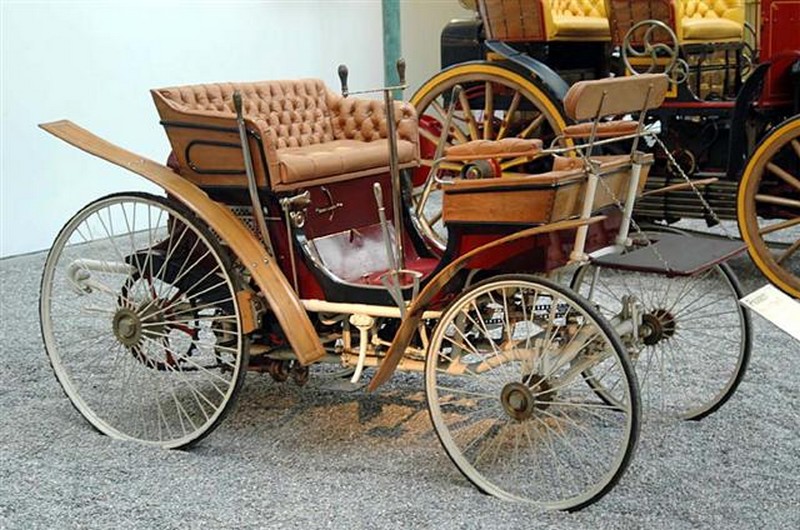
411 0 800 298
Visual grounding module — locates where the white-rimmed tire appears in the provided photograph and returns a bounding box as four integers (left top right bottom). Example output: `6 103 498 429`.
40 192 248 449
425 274 640 510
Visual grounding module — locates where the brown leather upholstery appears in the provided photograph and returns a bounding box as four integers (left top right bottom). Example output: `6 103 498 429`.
562 74 669 121
562 120 639 139
444 138 543 161
153 79 420 190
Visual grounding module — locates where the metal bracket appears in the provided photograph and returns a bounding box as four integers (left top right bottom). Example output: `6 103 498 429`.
315 186 343 221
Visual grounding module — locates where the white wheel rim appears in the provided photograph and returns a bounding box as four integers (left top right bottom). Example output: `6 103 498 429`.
426 278 636 509
40 195 244 448
573 258 748 420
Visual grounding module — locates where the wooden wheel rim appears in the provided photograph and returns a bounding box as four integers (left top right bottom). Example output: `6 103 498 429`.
737 117 800 298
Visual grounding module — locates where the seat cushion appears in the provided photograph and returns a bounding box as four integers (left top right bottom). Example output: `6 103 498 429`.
276 138 417 185
681 17 743 41
445 138 543 160
552 15 610 39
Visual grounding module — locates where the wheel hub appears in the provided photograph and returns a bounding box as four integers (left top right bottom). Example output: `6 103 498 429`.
501 375 554 420
113 308 143 347
640 309 677 346
501 382 534 421
113 301 167 349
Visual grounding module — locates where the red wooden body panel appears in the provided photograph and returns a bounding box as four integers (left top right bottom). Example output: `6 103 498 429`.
450 210 622 273
760 1 800 106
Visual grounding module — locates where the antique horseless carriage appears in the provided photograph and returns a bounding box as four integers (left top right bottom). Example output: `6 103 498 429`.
40 52 753 507
411 0 800 298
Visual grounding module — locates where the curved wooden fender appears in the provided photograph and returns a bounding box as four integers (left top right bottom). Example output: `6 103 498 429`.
367 215 607 391
39 120 325 365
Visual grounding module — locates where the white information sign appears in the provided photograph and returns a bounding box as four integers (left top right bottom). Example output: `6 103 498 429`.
739 284 800 342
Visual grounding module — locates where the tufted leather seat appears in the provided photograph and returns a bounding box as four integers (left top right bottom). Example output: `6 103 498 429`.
675 0 744 43
545 0 610 40
478 0 609 42
605 0 744 45
152 79 420 190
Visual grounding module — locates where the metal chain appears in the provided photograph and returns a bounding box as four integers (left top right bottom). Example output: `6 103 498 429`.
654 135 735 239
591 154 675 271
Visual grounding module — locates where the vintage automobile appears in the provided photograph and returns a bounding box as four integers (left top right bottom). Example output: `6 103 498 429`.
39 41 751 512
410 0 800 299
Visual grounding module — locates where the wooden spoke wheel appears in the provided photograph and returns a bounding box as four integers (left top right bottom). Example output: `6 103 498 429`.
40 192 249 448
409 63 568 252
738 116 800 299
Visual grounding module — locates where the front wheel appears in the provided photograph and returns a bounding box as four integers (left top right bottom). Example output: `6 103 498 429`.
40 192 249 449
425 275 640 511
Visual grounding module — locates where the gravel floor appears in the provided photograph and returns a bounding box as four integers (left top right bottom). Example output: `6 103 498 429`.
1 239 798 530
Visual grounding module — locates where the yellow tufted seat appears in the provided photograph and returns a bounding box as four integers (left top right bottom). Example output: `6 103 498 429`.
545 0 610 41
477 0 609 42
675 0 744 43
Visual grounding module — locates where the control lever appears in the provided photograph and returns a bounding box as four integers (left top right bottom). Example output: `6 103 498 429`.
336 58 408 97
373 182 420 317
278 190 311 293
396 58 406 89
234 90 274 256
338 64 349 98
373 183 400 273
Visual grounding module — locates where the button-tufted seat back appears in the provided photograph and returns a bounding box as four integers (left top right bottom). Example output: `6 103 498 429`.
676 0 744 42
546 0 610 40
152 79 419 191
478 0 609 42
605 0 744 45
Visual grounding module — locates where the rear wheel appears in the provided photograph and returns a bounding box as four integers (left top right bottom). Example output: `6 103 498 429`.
738 116 800 298
40 192 249 448
571 236 751 420
425 275 639 510
409 63 568 251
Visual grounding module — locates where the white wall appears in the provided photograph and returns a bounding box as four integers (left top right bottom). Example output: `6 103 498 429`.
0 0 470 257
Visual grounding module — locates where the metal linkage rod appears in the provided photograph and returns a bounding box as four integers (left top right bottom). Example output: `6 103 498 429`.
233 91 274 256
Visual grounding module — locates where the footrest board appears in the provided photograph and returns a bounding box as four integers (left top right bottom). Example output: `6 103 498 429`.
590 232 747 276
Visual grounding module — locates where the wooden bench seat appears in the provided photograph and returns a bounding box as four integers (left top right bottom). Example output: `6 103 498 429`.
442 154 649 225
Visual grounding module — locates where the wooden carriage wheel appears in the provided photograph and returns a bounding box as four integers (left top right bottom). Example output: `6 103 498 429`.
409 63 568 251
737 116 800 299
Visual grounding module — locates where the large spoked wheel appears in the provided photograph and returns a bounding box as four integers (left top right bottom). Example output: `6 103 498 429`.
410 63 568 251
40 192 249 449
426 275 639 511
571 230 752 421
738 116 800 299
